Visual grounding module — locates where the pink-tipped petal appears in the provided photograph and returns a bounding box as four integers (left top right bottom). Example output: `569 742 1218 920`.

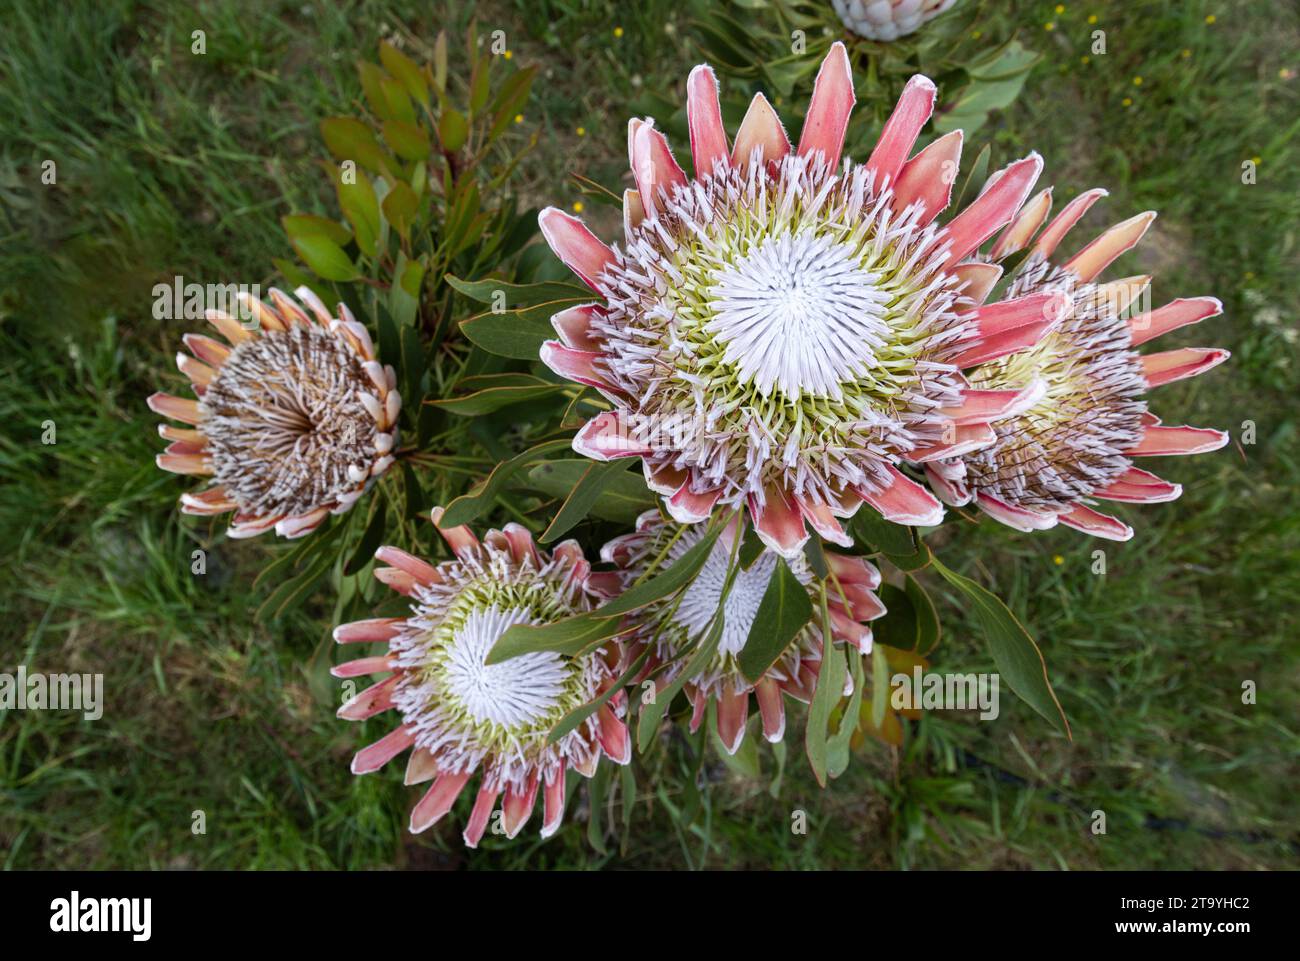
182 333 232 368
924 463 973 506
731 93 790 167
953 291 1069 367
501 523 542 567
179 487 236 515
409 771 471 834
798 41 855 172
825 552 883 589
374 567 418 595
796 496 853 548
950 261 1003 305
909 422 997 462
539 341 616 394
374 545 440 586
205 309 255 344
1063 211 1156 283
430 506 482 560
537 207 617 292
859 466 945 527
631 121 688 216
667 482 723 524
942 383 1046 425
976 494 1059 532
338 675 400 721
147 392 202 425
334 617 404 644
551 304 605 351
1058 504 1133 541
1093 274 1152 316
597 703 631 765
1094 466 1182 503
1129 424 1230 456
1128 297 1224 347
990 187 1053 260
749 484 810 557
404 748 439 786
540 766 567 838
828 607 873 651
835 582 887 622
716 688 749 755
622 188 644 240
502 774 541 839
350 725 413 774
156 452 211 475
687 64 730 176
1141 348 1230 388
573 410 650 460
892 130 963 224
462 785 499 848
942 153 1043 268
1033 187 1108 258
330 656 391 679
754 679 786 743
866 74 937 188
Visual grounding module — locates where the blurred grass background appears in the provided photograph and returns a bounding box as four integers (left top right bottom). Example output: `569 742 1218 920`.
1 0 1296 869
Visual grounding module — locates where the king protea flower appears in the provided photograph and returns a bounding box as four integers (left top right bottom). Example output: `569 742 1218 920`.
833 0 960 41
148 288 400 539
537 44 1063 558
590 511 883 752
334 509 630 846
923 184 1231 540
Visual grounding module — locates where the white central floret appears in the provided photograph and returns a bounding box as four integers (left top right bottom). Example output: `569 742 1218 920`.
632 523 817 694
594 152 974 506
708 231 889 400
442 606 572 730
387 547 606 791
674 544 781 657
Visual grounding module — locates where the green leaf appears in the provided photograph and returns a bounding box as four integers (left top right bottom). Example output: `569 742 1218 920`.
336 173 381 257
290 234 360 282
527 459 655 523
379 41 429 107
459 302 581 359
382 119 431 161
438 108 468 152
388 254 424 328
637 611 725 751
440 439 572 527
870 643 889 731
848 507 917 555
445 274 590 306
738 558 813 683
381 180 419 240
281 214 352 248
547 646 650 744
826 647 865 779
343 498 387 576
433 380 569 416
931 558 1071 737
320 117 390 173
540 458 638 543
804 639 847 787
487 611 627 664
594 521 725 619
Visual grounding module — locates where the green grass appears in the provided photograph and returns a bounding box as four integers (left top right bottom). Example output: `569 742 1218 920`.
1 0 1296 869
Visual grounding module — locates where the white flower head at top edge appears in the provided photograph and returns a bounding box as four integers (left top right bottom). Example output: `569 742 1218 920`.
537 43 1067 558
